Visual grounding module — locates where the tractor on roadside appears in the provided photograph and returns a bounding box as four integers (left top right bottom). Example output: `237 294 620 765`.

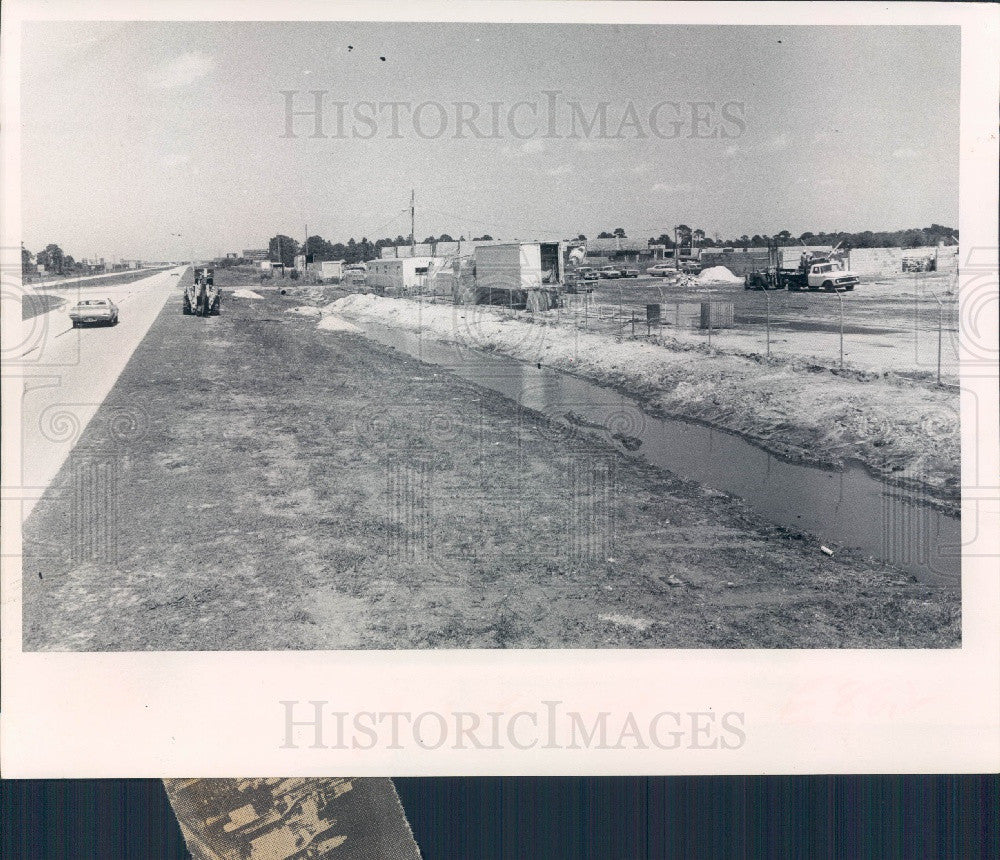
183 267 220 316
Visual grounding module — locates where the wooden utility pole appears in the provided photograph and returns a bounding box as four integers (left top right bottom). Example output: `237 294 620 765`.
410 189 416 252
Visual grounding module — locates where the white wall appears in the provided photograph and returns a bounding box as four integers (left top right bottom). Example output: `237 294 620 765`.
475 244 543 291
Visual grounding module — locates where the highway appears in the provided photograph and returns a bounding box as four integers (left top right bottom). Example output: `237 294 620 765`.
15 265 188 519
27 266 172 290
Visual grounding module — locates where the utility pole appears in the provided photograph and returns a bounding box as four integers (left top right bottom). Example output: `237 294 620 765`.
304 224 308 274
764 290 771 358
837 292 845 369
410 189 416 253
932 293 944 386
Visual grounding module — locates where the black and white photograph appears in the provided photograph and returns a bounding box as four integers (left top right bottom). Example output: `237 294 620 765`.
12 18 969 650
2 1 998 782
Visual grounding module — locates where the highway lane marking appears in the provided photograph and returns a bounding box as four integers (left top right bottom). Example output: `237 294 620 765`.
18 271 181 356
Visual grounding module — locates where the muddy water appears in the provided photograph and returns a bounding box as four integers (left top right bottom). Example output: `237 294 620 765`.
358 323 960 585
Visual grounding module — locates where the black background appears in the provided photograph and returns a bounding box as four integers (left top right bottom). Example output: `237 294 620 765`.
3 776 997 858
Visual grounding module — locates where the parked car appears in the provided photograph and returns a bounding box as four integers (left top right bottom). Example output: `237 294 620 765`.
69 297 119 327
646 263 674 278
581 269 600 281
619 267 639 278
599 266 622 279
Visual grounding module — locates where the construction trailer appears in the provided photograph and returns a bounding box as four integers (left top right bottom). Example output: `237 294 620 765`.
365 256 438 293
317 260 345 280
472 242 565 308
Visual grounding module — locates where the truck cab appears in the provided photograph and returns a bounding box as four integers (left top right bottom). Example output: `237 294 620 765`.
806 260 858 291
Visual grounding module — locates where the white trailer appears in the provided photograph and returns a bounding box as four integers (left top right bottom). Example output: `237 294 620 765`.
318 260 345 280
473 242 564 307
365 257 437 292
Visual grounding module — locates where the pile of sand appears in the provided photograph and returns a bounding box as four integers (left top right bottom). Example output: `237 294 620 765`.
697 266 743 284
287 305 321 316
317 314 361 333
232 289 264 300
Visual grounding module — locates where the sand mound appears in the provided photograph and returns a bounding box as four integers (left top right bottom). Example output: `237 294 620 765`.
317 315 361 333
697 266 743 284
287 305 321 316
232 289 264 300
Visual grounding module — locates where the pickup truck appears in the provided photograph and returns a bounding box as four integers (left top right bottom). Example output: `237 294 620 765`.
783 258 859 291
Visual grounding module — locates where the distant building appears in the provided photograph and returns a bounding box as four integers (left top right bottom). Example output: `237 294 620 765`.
242 249 269 261
318 260 345 280
585 237 647 255
366 256 438 291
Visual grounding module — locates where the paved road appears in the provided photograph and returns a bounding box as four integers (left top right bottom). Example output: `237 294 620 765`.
15 265 187 519
26 267 172 290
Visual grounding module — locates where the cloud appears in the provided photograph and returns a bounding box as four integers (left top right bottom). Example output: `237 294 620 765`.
546 163 573 176
762 134 789 151
892 147 920 160
651 181 698 197
155 52 215 88
574 138 621 152
501 139 548 158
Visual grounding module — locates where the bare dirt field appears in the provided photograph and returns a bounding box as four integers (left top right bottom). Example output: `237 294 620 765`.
21 288 959 650
586 267 960 383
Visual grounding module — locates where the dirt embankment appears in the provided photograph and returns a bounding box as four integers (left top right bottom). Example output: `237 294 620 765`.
22 290 959 650
327 295 960 510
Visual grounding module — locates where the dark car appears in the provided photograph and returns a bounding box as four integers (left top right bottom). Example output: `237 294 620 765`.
619 267 639 278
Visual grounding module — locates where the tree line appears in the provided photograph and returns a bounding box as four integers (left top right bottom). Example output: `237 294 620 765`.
645 224 958 250
21 243 86 276
262 222 958 266
264 233 496 267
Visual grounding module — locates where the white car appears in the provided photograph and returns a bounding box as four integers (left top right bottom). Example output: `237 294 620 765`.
69 297 119 327
646 264 675 278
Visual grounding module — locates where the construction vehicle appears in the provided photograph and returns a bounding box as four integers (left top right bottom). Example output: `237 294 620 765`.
183 267 220 316
745 240 859 292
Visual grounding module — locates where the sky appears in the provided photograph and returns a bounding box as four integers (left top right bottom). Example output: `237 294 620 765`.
20 22 960 262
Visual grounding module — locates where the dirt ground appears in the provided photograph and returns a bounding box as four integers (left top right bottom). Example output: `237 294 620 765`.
21 288 960 650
